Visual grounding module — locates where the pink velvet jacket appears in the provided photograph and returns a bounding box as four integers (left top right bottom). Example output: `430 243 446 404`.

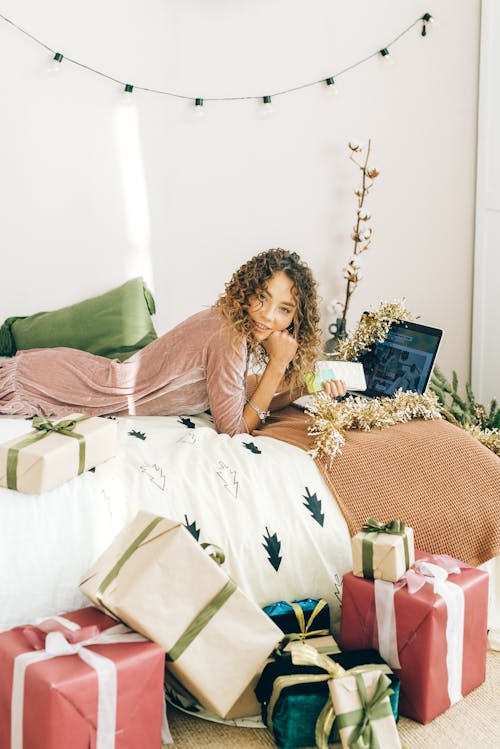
0 308 250 435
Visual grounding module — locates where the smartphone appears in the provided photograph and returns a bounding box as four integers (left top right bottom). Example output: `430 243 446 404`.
305 360 367 393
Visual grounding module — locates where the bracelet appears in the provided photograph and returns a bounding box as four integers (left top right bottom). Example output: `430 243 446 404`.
246 398 271 424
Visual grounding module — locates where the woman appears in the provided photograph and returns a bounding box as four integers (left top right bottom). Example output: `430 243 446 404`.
0 249 346 435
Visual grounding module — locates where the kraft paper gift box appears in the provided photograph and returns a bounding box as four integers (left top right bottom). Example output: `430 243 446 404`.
262 598 331 639
340 550 489 723
255 641 400 749
329 669 401 749
352 517 415 582
79 510 282 719
0 414 117 493
0 606 166 749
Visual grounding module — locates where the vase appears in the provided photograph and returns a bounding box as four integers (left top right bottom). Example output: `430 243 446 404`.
323 317 347 358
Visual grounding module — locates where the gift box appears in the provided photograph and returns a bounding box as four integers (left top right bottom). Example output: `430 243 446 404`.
262 598 330 639
352 517 415 582
255 642 400 749
340 550 489 723
0 606 166 749
80 510 282 719
329 668 401 749
0 414 117 493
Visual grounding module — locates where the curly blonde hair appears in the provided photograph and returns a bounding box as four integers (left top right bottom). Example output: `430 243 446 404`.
215 248 322 388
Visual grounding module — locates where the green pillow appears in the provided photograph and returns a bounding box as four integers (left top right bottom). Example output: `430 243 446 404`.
0 277 157 361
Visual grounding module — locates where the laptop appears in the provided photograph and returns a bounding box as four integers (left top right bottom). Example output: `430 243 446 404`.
352 318 443 398
294 318 442 407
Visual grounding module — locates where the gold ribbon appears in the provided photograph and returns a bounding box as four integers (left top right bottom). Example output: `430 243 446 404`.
361 517 410 577
290 599 330 640
6 415 90 490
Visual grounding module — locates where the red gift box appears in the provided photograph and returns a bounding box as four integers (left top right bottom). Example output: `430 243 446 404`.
339 550 489 723
0 606 166 749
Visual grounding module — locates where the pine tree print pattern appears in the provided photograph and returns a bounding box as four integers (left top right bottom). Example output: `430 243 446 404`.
242 441 262 454
332 572 342 608
183 514 201 541
178 417 196 429
128 429 146 440
302 487 325 527
262 526 282 571
215 461 239 498
139 463 167 491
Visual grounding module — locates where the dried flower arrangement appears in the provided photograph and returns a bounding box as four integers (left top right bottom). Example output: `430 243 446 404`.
327 140 380 342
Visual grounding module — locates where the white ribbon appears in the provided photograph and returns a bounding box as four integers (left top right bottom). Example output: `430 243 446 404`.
374 579 401 669
11 617 155 749
374 560 465 705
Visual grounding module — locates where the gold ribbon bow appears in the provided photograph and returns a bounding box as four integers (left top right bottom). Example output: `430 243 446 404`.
291 599 330 640
361 517 409 577
6 415 90 490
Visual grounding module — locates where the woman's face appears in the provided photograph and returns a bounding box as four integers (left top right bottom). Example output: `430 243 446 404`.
247 271 297 341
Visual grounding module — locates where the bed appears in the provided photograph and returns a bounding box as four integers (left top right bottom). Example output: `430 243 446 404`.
1 407 499 653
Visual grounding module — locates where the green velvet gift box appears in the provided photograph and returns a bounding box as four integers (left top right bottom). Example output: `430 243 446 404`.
255 648 400 749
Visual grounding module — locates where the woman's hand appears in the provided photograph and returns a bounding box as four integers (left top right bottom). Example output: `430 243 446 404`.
322 378 348 398
262 330 298 371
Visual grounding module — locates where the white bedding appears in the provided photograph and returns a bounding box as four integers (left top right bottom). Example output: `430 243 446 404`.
0 413 353 633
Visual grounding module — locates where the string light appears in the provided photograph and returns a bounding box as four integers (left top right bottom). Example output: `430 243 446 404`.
0 11 435 106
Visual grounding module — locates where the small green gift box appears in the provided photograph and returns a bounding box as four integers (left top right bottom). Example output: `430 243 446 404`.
352 517 415 582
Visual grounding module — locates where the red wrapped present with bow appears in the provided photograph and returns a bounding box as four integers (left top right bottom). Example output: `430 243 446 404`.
340 550 489 723
0 606 167 749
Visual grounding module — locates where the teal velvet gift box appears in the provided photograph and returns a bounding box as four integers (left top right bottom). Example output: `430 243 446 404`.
262 598 330 639
255 648 400 749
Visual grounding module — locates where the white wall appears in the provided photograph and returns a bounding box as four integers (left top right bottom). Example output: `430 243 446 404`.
0 1 481 387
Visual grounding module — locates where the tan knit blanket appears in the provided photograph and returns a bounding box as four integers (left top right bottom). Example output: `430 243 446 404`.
256 406 500 566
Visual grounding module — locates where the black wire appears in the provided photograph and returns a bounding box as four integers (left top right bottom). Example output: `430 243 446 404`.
0 11 429 101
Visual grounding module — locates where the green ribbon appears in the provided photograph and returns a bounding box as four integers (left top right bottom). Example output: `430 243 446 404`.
361 517 409 578
95 517 236 661
335 672 394 749
6 415 90 490
166 578 237 662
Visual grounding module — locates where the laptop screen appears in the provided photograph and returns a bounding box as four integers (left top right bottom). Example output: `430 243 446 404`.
356 319 443 398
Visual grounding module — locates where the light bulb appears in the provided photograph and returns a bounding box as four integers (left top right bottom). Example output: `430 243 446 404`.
379 48 394 66
120 83 134 105
261 95 273 115
194 98 205 118
48 51 64 73
324 77 338 96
